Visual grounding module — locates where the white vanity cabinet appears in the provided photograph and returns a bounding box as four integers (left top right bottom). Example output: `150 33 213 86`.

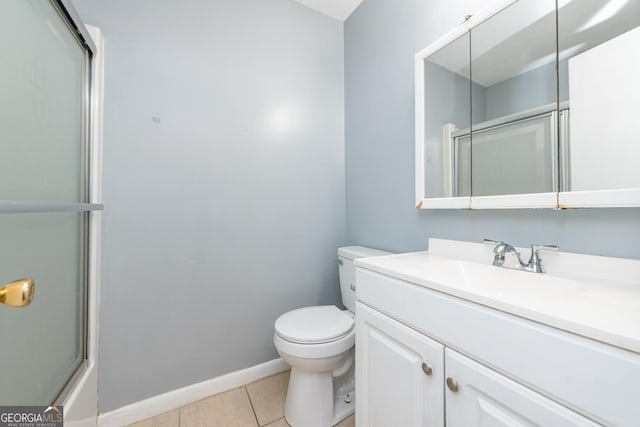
354 260 640 427
355 303 444 427
356 300 597 427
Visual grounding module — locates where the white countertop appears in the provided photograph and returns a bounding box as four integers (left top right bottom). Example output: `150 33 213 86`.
355 239 640 354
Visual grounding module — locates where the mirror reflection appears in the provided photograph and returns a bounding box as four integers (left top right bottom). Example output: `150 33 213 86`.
423 33 472 198
558 0 640 192
468 0 558 197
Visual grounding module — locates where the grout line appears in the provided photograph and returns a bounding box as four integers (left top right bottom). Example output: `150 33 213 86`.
244 385 261 426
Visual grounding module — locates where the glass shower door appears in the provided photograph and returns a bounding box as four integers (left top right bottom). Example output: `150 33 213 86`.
0 0 98 405
0 214 85 404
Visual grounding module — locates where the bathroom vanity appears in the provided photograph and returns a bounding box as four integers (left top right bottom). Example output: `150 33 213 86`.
354 239 640 427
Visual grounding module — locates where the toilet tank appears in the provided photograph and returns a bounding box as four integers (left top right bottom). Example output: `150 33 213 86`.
338 246 392 313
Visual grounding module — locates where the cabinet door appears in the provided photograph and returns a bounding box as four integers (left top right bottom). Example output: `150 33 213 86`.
445 349 599 427
356 302 444 427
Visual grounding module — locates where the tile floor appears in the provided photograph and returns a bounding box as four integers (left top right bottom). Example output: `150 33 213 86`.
129 370 355 427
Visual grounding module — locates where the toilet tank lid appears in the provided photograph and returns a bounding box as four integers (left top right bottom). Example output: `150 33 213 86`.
338 246 391 260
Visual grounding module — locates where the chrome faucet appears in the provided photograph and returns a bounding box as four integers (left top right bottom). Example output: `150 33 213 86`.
484 239 558 273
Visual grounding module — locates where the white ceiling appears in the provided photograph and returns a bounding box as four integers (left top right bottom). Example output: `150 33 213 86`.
290 0 364 21
428 0 640 87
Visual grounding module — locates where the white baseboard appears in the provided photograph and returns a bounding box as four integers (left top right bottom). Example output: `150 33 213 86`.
98 358 289 427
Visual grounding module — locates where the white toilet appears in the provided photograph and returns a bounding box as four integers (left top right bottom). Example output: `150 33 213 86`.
273 246 390 427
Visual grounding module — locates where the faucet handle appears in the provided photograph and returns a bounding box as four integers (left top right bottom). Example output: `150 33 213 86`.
484 239 508 254
483 238 503 245
527 244 559 273
531 244 559 253
484 239 511 266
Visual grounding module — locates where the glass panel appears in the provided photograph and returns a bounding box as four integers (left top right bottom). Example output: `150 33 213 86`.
471 114 555 196
0 0 89 406
558 0 640 192
423 33 471 198
0 0 86 202
470 0 558 197
0 212 85 404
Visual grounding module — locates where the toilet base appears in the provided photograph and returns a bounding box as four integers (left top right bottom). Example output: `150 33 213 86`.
332 391 356 424
283 367 355 427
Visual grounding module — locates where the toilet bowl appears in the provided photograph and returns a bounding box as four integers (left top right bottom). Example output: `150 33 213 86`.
273 246 391 427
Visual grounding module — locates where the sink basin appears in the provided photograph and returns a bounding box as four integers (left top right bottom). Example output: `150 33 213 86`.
420 259 590 298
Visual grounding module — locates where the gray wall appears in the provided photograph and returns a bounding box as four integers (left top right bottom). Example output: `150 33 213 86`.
424 61 485 197
345 0 640 259
485 60 569 120
72 0 345 412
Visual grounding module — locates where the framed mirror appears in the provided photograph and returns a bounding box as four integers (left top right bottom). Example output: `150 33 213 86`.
415 31 472 208
415 0 640 209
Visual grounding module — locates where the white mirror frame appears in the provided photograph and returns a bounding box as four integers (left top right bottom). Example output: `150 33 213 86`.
414 0 640 210
414 16 472 210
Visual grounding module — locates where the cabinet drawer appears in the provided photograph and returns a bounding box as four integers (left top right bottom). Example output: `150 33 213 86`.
445 349 598 427
357 267 640 426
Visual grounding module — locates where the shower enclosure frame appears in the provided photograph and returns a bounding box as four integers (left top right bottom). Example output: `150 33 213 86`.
0 0 104 423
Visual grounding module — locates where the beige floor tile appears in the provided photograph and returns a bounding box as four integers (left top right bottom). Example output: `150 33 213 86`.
180 387 258 427
246 370 290 426
261 413 353 427
264 418 290 427
335 414 355 427
262 413 354 427
128 409 179 427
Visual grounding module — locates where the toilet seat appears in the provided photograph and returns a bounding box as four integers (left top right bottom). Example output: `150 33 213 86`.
274 306 355 359
274 328 355 360
275 305 354 344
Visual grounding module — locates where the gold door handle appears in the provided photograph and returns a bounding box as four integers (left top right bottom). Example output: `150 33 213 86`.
0 278 35 307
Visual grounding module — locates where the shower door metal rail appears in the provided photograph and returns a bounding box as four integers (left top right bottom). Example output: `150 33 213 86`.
0 202 103 214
